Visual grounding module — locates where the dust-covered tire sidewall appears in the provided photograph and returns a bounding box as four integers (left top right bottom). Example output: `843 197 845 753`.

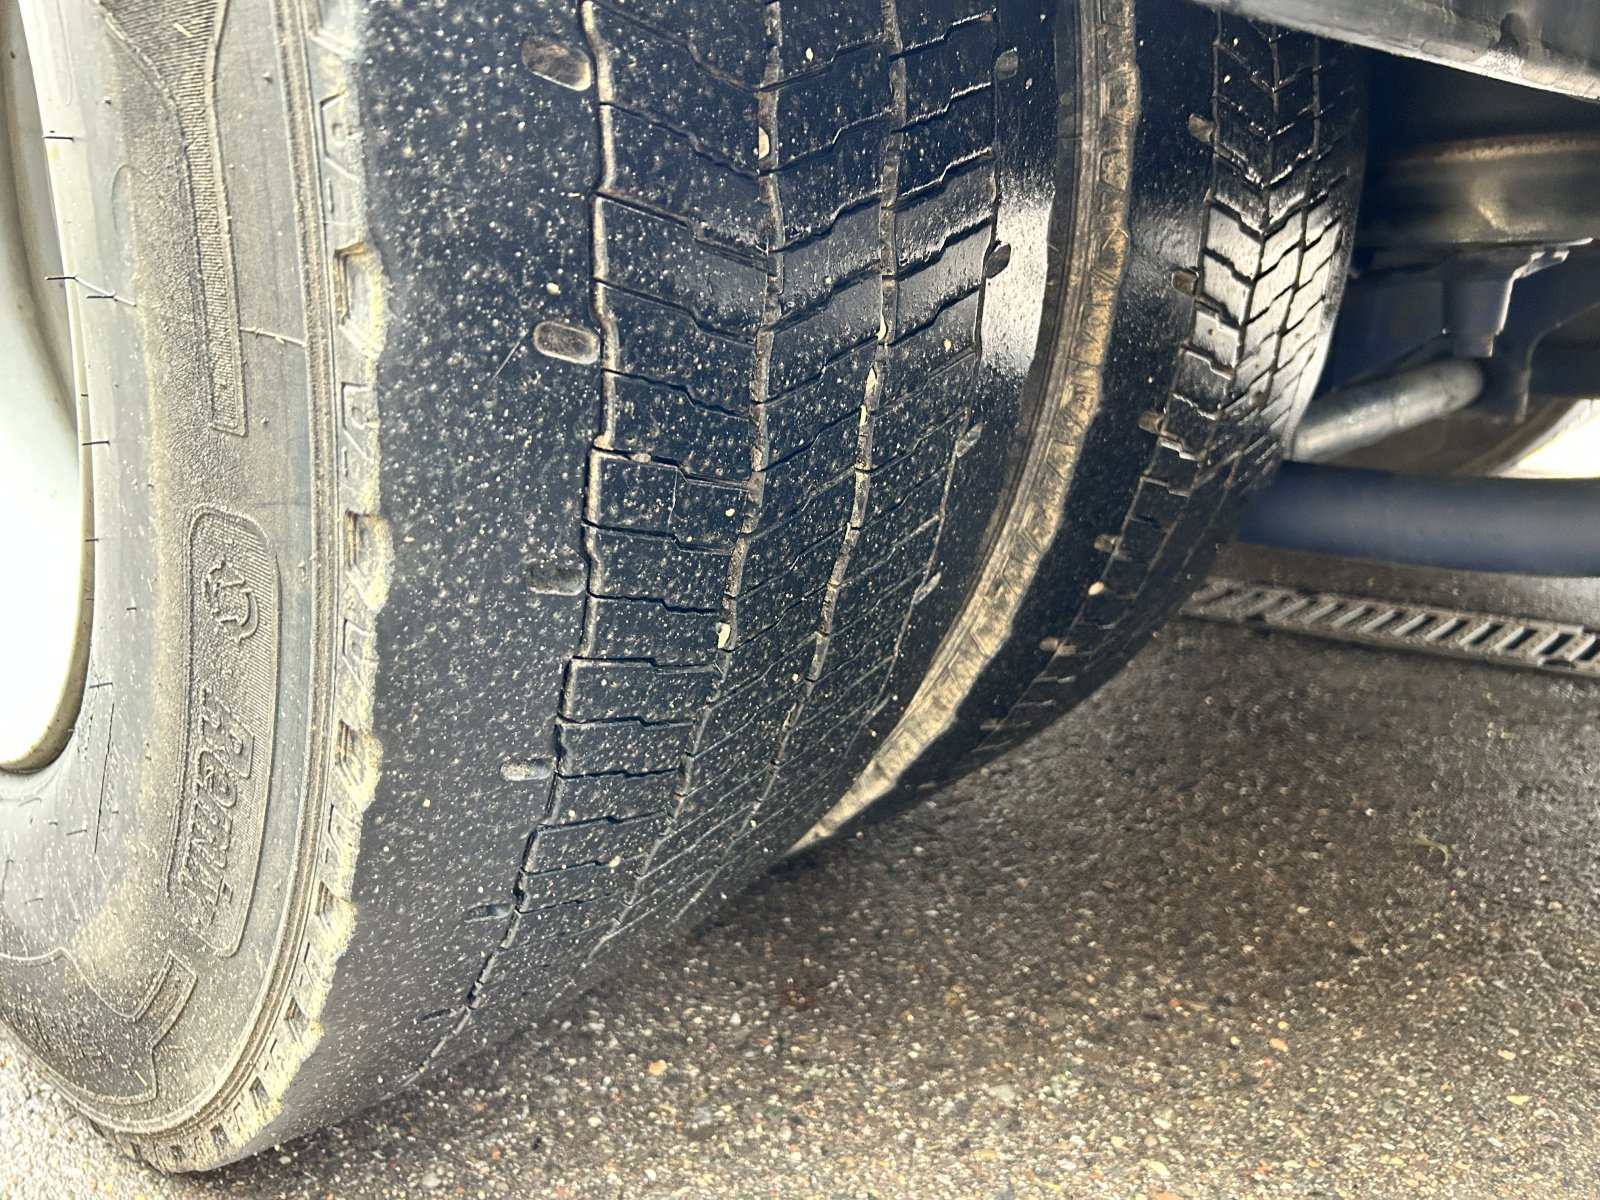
0 0 333 1138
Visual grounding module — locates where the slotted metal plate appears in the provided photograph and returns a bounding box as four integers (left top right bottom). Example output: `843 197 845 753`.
1184 576 1600 677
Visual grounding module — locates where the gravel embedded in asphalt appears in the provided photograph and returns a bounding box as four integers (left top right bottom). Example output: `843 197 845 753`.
2 618 1598 1198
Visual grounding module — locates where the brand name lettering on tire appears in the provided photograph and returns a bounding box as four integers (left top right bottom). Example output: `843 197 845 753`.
169 510 280 956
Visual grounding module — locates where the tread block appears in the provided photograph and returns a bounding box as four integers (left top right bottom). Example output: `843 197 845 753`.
1286 279 1327 336
595 198 766 337
599 107 763 250
837 521 938 604
900 17 996 125
1144 440 1206 490
1213 86 1319 143
769 43 892 167
697 685 795 762
682 719 786 796
1171 345 1236 406
1113 516 1171 563
800 657 891 725
526 812 670 873
850 501 942 586
636 803 745 880
516 859 633 910
773 118 888 246
1250 240 1306 318
738 536 838 640
1189 304 1243 367
562 659 719 723
898 0 994 52
599 372 752 481
1218 22 1313 86
474 924 576 986
761 411 860 521
768 275 881 396
1203 202 1268 278
881 291 979 400
896 88 991 198
550 770 680 824
1210 160 1317 234
586 527 728 610
599 286 754 415
1217 77 1319 174
885 225 988 339
772 0 883 78
1198 250 1252 326
1160 393 1222 454
864 419 960 523
594 0 766 85
774 203 883 319
582 595 721 665
710 638 817 735
741 475 855 591
508 895 626 952
767 342 875 463
852 475 943 565
1297 216 1344 289
825 571 921 666
785 690 878 780
1129 476 1185 525
493 920 598 983
1245 214 1311 284
588 5 759 171
870 357 974 465
693 752 795 826
1101 551 1154 596
719 596 824 693
890 161 994 272
557 717 694 775
587 452 748 548
808 636 881 704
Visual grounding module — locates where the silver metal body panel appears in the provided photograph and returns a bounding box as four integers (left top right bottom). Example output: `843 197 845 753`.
1192 0 1600 98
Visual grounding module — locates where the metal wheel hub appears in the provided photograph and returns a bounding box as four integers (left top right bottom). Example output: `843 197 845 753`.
0 3 91 771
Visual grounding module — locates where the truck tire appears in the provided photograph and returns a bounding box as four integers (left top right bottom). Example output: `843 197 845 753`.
0 0 1361 1168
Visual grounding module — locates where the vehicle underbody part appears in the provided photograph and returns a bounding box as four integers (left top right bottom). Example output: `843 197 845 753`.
1191 0 1600 99
1283 53 1600 475
1241 56 1600 573
1288 359 1483 461
1322 248 1600 425
1360 130 1600 250
1239 463 1600 575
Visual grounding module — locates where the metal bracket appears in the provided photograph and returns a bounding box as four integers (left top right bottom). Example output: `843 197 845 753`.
1323 251 1600 420
1478 253 1600 418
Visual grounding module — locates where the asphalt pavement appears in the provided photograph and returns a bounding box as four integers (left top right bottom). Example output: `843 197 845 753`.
3 615 1598 1199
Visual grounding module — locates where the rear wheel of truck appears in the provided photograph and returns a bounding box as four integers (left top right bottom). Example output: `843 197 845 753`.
0 0 1361 1167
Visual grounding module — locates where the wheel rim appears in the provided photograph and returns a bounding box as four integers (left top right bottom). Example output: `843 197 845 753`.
0 3 91 771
